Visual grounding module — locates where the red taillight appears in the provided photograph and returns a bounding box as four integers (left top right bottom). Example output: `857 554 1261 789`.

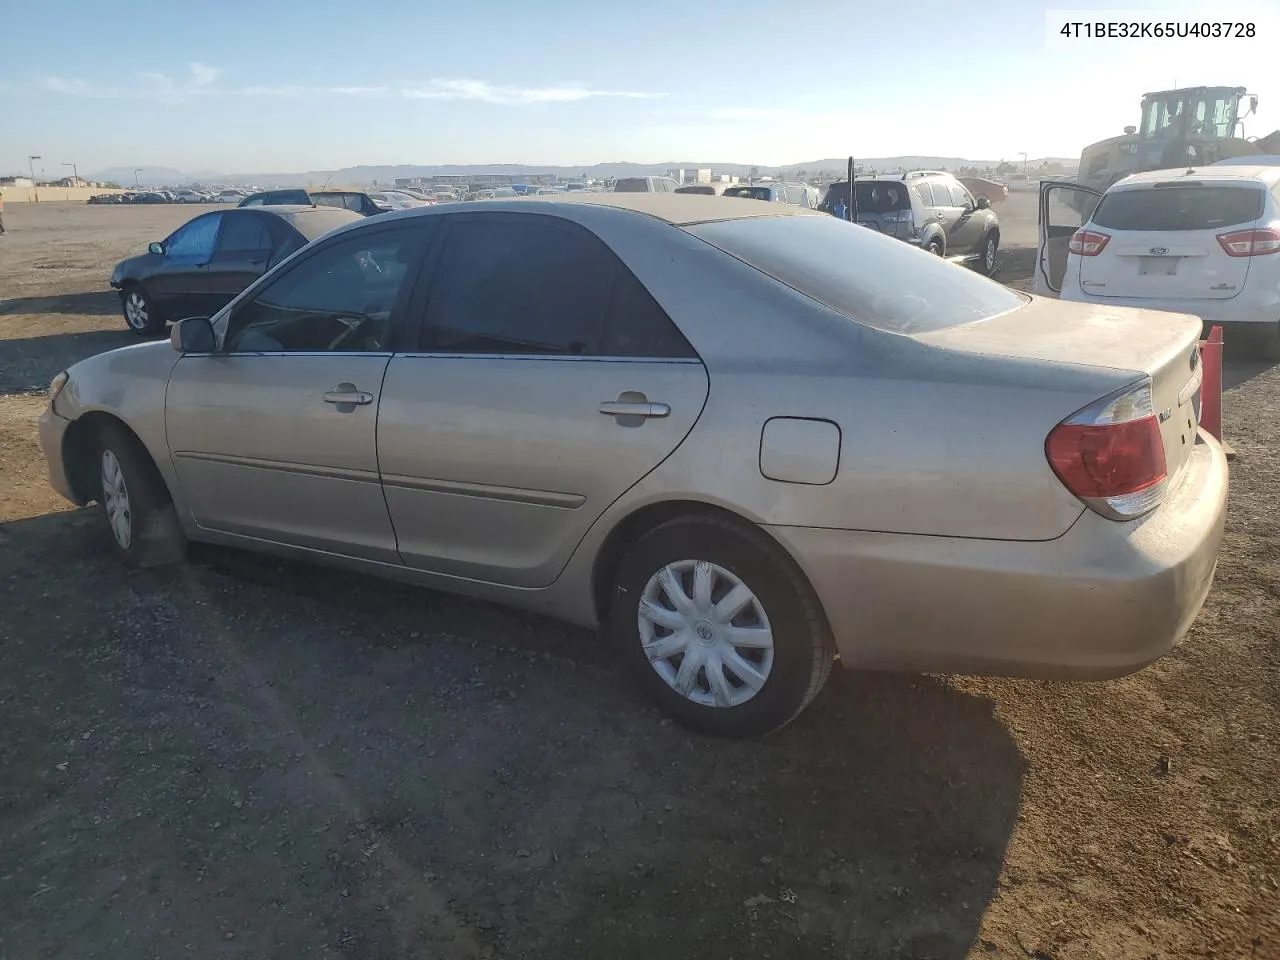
1216 227 1280 257
1068 229 1110 257
1045 380 1168 520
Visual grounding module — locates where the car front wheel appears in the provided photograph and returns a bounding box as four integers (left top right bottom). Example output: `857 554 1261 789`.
121 286 164 337
95 422 187 568
976 231 999 276
609 515 835 737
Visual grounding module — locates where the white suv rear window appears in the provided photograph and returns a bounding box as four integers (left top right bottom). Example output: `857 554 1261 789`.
1092 185 1264 231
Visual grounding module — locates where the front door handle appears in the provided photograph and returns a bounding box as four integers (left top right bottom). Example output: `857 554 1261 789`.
599 400 670 418
323 383 374 406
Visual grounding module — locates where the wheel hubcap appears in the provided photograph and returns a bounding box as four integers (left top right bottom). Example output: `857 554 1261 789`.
100 449 132 549
985 239 996 268
125 293 148 329
637 559 775 708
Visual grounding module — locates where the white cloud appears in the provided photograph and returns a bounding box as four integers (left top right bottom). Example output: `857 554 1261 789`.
39 73 660 106
400 78 664 105
189 62 220 87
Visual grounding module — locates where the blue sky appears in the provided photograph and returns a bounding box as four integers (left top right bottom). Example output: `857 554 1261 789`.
1 0 1276 175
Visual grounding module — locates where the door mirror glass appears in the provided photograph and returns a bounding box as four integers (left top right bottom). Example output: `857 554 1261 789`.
172 316 217 354
148 241 165 255
976 196 991 210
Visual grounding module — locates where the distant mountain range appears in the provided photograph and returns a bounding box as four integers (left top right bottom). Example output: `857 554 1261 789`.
90 156 1078 187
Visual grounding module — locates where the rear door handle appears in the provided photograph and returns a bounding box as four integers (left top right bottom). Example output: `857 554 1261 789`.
323 384 374 405
599 401 670 418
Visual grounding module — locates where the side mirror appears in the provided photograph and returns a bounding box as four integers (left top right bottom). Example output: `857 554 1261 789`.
976 196 991 210
171 316 217 354
148 241 165 255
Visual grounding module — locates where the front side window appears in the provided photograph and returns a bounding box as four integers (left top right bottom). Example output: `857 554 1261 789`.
224 222 432 353
166 214 222 260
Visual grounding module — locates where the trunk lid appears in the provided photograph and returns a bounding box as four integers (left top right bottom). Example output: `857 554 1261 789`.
918 297 1204 482
1078 181 1264 300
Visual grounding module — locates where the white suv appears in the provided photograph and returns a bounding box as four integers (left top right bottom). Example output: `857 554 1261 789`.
1036 165 1280 359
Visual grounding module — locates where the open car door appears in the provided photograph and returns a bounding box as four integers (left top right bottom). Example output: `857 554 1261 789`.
1034 180 1103 297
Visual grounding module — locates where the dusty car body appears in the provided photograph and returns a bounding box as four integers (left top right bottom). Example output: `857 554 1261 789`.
40 194 1227 737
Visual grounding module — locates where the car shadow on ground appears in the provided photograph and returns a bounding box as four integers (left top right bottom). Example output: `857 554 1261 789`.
0 328 136 393
0 291 120 317
0 509 1027 959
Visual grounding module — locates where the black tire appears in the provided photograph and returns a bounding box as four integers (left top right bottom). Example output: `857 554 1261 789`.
95 421 187 568
607 515 835 738
121 284 164 337
925 237 944 257
975 231 999 276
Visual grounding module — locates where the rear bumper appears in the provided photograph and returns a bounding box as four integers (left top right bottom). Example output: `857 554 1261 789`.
766 432 1228 680
1062 291 1280 332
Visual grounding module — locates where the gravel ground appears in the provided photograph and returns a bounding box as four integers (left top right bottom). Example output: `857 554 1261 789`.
0 200 1276 960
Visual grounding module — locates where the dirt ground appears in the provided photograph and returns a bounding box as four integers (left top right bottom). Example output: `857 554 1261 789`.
0 199 1276 960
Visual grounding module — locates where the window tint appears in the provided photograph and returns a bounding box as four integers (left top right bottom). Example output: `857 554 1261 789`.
312 193 345 211
948 182 974 206
1091 185 1264 231
224 223 431 354
240 196 264 206
166 214 221 260
602 268 696 359
216 213 272 253
913 181 933 205
420 217 695 359
724 186 775 201
688 214 1027 335
424 219 613 355
614 178 650 193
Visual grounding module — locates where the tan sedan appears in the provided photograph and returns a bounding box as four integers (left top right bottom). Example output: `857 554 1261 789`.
39 194 1227 737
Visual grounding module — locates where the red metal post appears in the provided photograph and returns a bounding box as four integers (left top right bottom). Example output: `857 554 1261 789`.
1198 325 1223 442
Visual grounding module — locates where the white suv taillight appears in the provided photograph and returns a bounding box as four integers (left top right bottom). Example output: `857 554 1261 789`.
1045 379 1168 521
1068 228 1111 256
1216 227 1280 257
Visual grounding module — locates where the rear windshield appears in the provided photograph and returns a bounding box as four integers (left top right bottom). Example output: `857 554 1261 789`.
821 181 913 214
613 178 650 192
1092 185 1265 231
675 185 716 195
723 186 773 201
688 214 1026 335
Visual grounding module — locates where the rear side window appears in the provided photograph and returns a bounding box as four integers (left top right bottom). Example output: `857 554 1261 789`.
614 178 650 193
688 214 1027 335
217 214 272 253
421 217 695 358
1092 185 1265 231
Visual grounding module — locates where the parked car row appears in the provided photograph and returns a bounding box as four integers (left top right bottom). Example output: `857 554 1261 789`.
54 192 1227 737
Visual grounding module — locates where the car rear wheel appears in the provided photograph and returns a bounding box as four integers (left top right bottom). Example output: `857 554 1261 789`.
926 238 944 257
608 515 835 737
122 286 164 337
976 231 999 276
95 422 187 568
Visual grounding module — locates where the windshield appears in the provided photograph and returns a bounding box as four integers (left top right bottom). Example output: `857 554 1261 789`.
613 178 650 192
675 185 716 195
687 213 1026 334
1140 88 1240 140
1092 184 1264 231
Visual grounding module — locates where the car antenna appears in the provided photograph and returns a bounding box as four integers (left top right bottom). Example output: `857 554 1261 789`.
313 173 332 207
846 156 858 223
